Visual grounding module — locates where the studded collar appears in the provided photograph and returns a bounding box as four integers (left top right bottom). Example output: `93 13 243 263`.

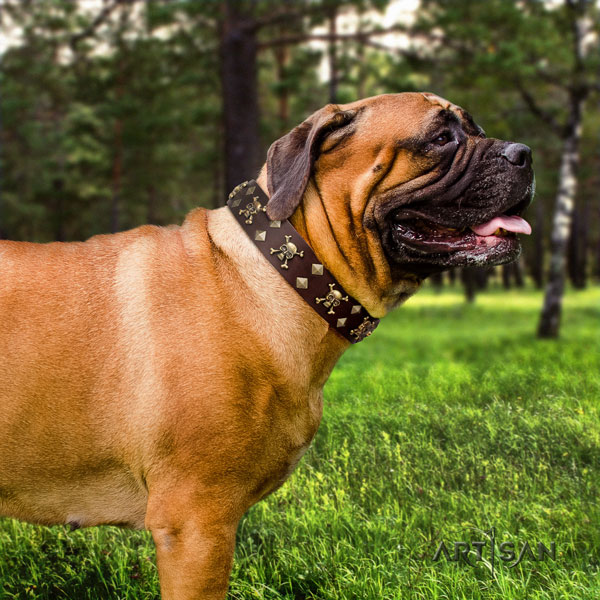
227 180 380 344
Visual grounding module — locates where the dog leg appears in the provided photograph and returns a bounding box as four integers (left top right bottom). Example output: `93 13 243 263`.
146 490 241 600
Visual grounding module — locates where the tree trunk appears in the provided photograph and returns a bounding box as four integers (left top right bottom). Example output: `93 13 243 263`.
581 196 590 285
355 11 368 100
0 100 4 240
111 115 122 234
147 184 156 224
567 202 587 289
474 267 489 290
531 198 544 288
219 1 261 199
52 178 65 241
537 97 584 338
577 197 589 288
111 4 128 234
274 36 289 135
502 264 511 289
430 271 443 291
461 268 476 303
596 204 600 281
327 6 338 104
212 119 224 210
514 257 525 288
567 204 578 285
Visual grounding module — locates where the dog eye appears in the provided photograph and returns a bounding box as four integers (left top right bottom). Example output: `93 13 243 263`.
433 132 452 146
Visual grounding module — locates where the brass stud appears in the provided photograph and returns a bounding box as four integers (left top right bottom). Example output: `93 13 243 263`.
311 263 324 275
315 283 349 315
229 182 248 202
255 230 266 242
270 235 304 269
296 277 308 289
239 197 266 224
246 186 256 195
351 305 361 314
350 317 377 341
269 220 281 228
337 318 347 327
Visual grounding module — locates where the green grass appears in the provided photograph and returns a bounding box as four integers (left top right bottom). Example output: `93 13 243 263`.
1 285 599 599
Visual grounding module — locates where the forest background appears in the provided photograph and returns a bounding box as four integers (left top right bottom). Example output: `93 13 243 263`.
1 3 600 599
1 0 599 338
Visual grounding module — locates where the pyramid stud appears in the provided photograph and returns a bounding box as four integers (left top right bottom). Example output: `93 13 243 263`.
246 186 256 195
351 305 361 314
231 197 241 207
254 230 266 242
269 220 281 228
336 318 347 327
311 263 324 275
296 277 308 289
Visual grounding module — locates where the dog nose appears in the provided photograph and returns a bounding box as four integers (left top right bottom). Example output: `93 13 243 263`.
501 143 532 167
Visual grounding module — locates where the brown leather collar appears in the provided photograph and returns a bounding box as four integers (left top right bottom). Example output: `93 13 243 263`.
227 180 380 344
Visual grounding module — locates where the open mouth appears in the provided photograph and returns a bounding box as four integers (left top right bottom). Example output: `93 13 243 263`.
377 134 535 275
389 210 532 272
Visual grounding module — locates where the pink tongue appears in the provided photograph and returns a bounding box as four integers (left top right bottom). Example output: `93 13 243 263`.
471 215 532 236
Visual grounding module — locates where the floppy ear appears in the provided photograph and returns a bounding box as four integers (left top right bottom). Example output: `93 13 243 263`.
266 106 357 221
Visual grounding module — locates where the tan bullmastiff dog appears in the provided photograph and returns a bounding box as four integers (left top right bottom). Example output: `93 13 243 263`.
0 93 533 599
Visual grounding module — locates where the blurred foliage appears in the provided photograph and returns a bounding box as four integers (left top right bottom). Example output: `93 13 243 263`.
0 0 598 285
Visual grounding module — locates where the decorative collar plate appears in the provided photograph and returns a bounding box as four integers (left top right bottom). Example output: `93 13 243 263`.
227 180 380 343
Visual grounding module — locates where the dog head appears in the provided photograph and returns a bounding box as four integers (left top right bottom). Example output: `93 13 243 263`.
261 92 534 317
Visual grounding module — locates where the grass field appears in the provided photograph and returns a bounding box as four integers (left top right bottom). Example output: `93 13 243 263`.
1 285 599 599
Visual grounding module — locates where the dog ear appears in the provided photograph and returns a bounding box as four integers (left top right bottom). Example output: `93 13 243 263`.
265 106 357 221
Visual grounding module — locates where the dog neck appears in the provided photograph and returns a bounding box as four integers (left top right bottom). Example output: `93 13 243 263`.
258 173 421 318
205 200 348 391
225 178 380 345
